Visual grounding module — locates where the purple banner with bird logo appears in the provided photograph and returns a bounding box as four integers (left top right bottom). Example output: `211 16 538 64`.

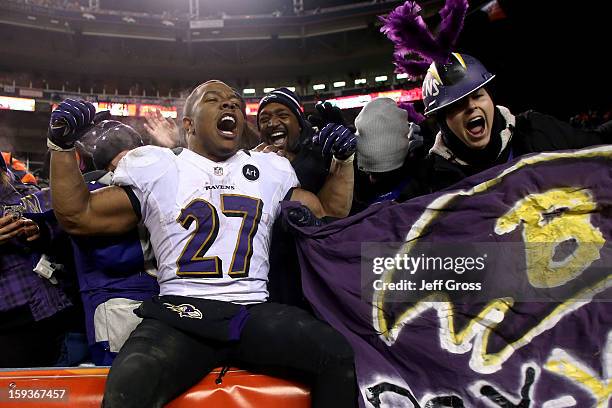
285 145 612 408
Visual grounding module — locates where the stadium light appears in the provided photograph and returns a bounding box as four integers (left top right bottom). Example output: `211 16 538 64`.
313 84 326 90
333 81 346 88
396 73 409 80
375 75 388 82
263 87 275 93
354 78 366 85
243 88 256 95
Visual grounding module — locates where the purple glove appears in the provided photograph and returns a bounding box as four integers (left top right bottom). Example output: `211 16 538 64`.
48 99 96 150
313 123 357 160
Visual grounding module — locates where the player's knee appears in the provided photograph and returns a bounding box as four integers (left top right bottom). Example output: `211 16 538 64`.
103 351 164 408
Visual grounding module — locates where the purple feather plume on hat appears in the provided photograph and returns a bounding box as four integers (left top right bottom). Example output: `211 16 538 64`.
437 0 469 51
392 51 431 76
398 102 426 124
380 2 446 63
381 0 469 76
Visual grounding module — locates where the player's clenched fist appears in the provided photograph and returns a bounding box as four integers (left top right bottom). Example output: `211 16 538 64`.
47 99 96 151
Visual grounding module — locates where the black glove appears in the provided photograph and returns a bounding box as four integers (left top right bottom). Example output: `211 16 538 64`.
313 123 357 160
308 101 346 131
407 123 424 155
47 99 100 151
287 205 324 227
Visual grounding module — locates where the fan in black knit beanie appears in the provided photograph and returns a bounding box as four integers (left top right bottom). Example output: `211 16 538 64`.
256 87 312 160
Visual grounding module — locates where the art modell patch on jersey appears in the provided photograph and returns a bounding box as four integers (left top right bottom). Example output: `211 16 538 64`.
163 303 203 319
242 164 259 181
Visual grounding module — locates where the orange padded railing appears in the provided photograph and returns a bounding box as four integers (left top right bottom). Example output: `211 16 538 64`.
0 367 310 407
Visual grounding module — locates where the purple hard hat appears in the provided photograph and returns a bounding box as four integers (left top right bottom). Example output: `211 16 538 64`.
422 53 495 115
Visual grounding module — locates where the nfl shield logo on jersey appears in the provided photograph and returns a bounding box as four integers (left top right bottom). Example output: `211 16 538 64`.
214 167 223 176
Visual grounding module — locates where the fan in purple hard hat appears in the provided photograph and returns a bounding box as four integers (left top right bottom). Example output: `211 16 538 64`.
380 0 612 193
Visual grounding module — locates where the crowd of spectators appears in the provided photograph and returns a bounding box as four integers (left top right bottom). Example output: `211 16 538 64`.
569 109 612 130
3 0 398 21
16 0 86 11
3 62 610 363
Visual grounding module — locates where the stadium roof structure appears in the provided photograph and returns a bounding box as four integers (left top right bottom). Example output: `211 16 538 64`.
0 0 466 87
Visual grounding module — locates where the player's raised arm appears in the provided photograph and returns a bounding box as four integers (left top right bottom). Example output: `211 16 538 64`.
291 123 356 218
49 99 139 235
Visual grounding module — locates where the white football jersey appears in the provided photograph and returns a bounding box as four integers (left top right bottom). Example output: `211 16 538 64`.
113 146 299 304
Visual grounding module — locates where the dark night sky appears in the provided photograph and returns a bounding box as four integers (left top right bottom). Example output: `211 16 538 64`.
458 0 610 118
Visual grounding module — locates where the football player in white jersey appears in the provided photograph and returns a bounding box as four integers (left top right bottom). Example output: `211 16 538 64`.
48 81 357 408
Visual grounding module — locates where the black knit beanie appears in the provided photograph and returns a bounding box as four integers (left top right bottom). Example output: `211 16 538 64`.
257 88 305 130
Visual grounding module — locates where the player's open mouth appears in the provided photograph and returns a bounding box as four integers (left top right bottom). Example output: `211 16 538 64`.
268 130 286 147
465 115 486 138
217 113 238 137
